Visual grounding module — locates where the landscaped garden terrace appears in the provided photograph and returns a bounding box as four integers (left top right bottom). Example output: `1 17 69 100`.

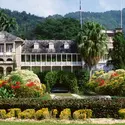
1 69 125 124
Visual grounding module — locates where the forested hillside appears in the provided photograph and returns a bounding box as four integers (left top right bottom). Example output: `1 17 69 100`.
0 7 125 39
0 8 44 39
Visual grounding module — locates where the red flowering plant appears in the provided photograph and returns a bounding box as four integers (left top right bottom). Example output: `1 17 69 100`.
0 80 15 98
11 81 21 89
98 79 105 86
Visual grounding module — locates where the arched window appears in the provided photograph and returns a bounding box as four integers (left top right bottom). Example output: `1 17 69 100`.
6 67 12 75
0 58 4 61
6 58 13 61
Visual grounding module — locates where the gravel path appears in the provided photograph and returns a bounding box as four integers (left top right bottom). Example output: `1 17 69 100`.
1 118 125 124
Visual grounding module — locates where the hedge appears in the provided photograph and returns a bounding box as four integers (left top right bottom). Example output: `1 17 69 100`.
0 98 125 118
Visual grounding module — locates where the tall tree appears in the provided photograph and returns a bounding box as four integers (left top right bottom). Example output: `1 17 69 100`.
76 21 108 77
0 10 17 32
34 18 80 40
110 32 125 69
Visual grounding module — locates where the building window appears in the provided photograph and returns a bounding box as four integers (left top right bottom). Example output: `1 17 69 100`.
0 44 4 53
34 42 39 49
49 42 54 49
64 42 69 49
6 44 13 52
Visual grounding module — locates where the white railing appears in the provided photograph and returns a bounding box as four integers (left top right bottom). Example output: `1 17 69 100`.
21 61 82 66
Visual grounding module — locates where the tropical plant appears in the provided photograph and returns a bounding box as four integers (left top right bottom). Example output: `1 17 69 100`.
0 10 17 32
76 21 108 78
110 32 125 69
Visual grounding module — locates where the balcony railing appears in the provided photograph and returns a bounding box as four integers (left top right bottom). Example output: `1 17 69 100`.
21 53 108 67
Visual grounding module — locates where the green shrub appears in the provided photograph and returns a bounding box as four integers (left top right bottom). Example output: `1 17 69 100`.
118 109 125 119
45 71 57 93
57 71 79 93
51 109 58 118
6 108 21 118
14 85 43 98
73 109 86 120
1 98 125 118
0 109 6 119
35 108 50 120
8 74 24 84
74 69 89 94
18 109 35 119
37 71 49 84
59 108 71 119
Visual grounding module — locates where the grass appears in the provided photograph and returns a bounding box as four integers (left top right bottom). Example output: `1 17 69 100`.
51 93 76 99
0 121 125 125
41 93 51 100
53 93 73 96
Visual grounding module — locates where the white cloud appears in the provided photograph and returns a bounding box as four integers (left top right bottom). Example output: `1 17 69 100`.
0 0 68 17
99 0 122 11
0 0 124 17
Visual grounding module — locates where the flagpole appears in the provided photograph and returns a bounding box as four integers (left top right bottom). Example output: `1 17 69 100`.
121 0 123 28
79 0 82 29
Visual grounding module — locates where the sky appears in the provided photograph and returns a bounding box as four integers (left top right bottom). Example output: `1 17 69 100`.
0 0 124 17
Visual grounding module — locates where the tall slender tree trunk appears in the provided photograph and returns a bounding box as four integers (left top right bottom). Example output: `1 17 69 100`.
85 64 92 81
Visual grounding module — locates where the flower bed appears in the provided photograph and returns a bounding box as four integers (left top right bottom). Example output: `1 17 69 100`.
0 108 92 120
87 69 125 96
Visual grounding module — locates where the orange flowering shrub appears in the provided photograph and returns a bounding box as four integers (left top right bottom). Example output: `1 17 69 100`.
87 69 125 96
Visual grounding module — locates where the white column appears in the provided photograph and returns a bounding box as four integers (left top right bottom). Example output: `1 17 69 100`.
3 67 6 76
71 54 73 63
51 54 52 71
61 66 63 71
30 66 32 71
30 54 32 67
71 66 73 72
25 54 26 63
46 54 47 63
40 66 42 72
56 54 57 65
66 53 67 63
76 54 78 64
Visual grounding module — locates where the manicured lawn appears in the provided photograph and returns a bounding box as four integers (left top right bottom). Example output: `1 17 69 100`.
0 121 125 125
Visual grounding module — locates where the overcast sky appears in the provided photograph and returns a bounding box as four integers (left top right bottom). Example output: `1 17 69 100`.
0 0 124 17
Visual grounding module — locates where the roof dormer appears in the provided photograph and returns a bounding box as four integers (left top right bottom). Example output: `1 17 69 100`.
49 42 54 49
34 42 39 49
64 42 69 49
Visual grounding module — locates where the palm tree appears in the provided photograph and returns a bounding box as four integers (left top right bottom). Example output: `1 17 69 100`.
0 11 18 32
76 21 108 78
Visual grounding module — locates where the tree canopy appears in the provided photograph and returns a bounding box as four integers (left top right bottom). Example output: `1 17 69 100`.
33 18 80 40
110 32 125 69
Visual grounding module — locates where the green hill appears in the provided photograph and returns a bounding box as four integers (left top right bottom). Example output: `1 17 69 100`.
0 8 125 39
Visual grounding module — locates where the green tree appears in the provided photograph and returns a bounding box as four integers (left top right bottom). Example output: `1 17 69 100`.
76 21 108 77
110 32 125 69
34 18 80 40
0 10 17 32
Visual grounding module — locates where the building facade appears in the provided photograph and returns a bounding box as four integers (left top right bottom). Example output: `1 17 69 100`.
0 29 122 75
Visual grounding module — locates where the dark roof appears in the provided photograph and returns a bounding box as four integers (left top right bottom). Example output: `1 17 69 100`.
22 40 77 53
0 31 23 43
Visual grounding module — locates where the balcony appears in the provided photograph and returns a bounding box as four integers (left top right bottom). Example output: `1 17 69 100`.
0 52 13 57
21 53 108 67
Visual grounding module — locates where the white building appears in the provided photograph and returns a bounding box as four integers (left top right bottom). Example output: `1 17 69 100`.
0 28 122 75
